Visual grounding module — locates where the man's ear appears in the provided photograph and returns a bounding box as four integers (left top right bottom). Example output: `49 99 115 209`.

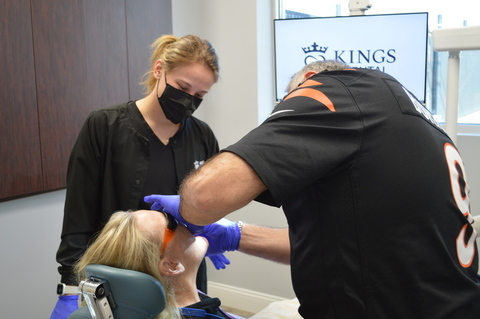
304 71 317 81
159 257 185 277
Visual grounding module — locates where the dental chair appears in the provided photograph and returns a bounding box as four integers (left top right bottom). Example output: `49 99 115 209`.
68 264 166 319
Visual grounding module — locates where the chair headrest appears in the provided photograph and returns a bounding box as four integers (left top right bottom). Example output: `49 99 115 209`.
84 264 166 319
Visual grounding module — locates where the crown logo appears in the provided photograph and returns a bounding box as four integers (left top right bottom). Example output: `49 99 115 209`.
302 42 328 54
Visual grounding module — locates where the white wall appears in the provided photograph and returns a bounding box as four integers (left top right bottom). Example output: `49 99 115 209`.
0 190 65 318
1 0 480 317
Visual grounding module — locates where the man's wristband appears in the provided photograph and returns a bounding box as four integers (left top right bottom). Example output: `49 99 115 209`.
237 221 245 233
56 283 79 295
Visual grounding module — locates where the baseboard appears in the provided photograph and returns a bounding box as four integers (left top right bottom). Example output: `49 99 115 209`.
207 281 286 313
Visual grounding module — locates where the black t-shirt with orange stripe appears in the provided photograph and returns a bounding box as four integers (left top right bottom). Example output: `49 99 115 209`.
224 68 480 318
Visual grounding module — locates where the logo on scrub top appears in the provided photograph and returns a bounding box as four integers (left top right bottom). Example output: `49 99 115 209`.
193 160 205 169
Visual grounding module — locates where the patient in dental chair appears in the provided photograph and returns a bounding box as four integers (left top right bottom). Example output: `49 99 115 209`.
74 210 242 319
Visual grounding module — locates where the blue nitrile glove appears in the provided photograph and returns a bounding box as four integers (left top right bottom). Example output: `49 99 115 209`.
198 218 241 254
50 295 79 319
197 219 240 270
144 194 204 234
207 253 231 270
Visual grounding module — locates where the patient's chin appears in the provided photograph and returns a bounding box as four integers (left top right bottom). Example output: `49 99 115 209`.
194 236 209 254
195 235 209 247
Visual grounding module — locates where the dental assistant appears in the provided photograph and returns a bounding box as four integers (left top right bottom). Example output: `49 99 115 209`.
51 34 220 319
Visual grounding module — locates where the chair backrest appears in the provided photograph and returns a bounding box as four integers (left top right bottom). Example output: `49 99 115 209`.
68 264 167 319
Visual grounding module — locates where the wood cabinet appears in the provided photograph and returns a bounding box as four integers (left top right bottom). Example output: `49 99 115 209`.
0 0 172 201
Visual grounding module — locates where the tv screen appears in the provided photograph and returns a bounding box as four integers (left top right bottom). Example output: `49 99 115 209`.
274 12 428 103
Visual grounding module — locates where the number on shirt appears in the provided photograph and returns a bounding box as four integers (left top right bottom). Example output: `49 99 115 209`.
444 143 477 267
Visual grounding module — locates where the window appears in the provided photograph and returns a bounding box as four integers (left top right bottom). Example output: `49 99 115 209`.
277 0 480 127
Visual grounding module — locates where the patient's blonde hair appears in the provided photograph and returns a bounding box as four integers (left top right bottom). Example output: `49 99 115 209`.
74 211 180 319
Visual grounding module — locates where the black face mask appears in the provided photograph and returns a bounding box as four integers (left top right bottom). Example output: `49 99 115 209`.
157 77 203 124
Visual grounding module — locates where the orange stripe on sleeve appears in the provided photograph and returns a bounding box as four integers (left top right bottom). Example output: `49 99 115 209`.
284 87 336 112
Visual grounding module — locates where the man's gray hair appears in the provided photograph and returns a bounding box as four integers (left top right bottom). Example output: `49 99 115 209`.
286 60 350 93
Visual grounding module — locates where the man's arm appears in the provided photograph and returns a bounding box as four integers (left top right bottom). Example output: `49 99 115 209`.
198 219 290 265
239 223 290 264
180 152 267 225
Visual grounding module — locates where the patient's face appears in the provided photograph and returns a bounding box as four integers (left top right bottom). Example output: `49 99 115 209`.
134 210 208 264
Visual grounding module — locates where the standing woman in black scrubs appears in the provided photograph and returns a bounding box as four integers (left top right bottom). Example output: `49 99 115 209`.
51 34 220 319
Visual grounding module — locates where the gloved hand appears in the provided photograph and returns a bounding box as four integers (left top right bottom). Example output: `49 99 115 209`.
50 295 79 319
197 219 240 270
198 218 241 256
144 194 204 234
207 253 231 270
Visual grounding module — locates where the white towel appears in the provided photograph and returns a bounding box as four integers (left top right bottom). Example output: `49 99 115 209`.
248 298 303 319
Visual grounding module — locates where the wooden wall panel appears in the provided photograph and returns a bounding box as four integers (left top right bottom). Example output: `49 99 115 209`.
126 0 173 100
0 0 172 201
0 0 43 198
84 0 129 109
31 0 89 190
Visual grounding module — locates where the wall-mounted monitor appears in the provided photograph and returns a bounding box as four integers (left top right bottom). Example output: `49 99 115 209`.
274 12 428 103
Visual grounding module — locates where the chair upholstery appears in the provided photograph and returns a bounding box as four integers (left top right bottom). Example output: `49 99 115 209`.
68 264 166 319
68 307 92 319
